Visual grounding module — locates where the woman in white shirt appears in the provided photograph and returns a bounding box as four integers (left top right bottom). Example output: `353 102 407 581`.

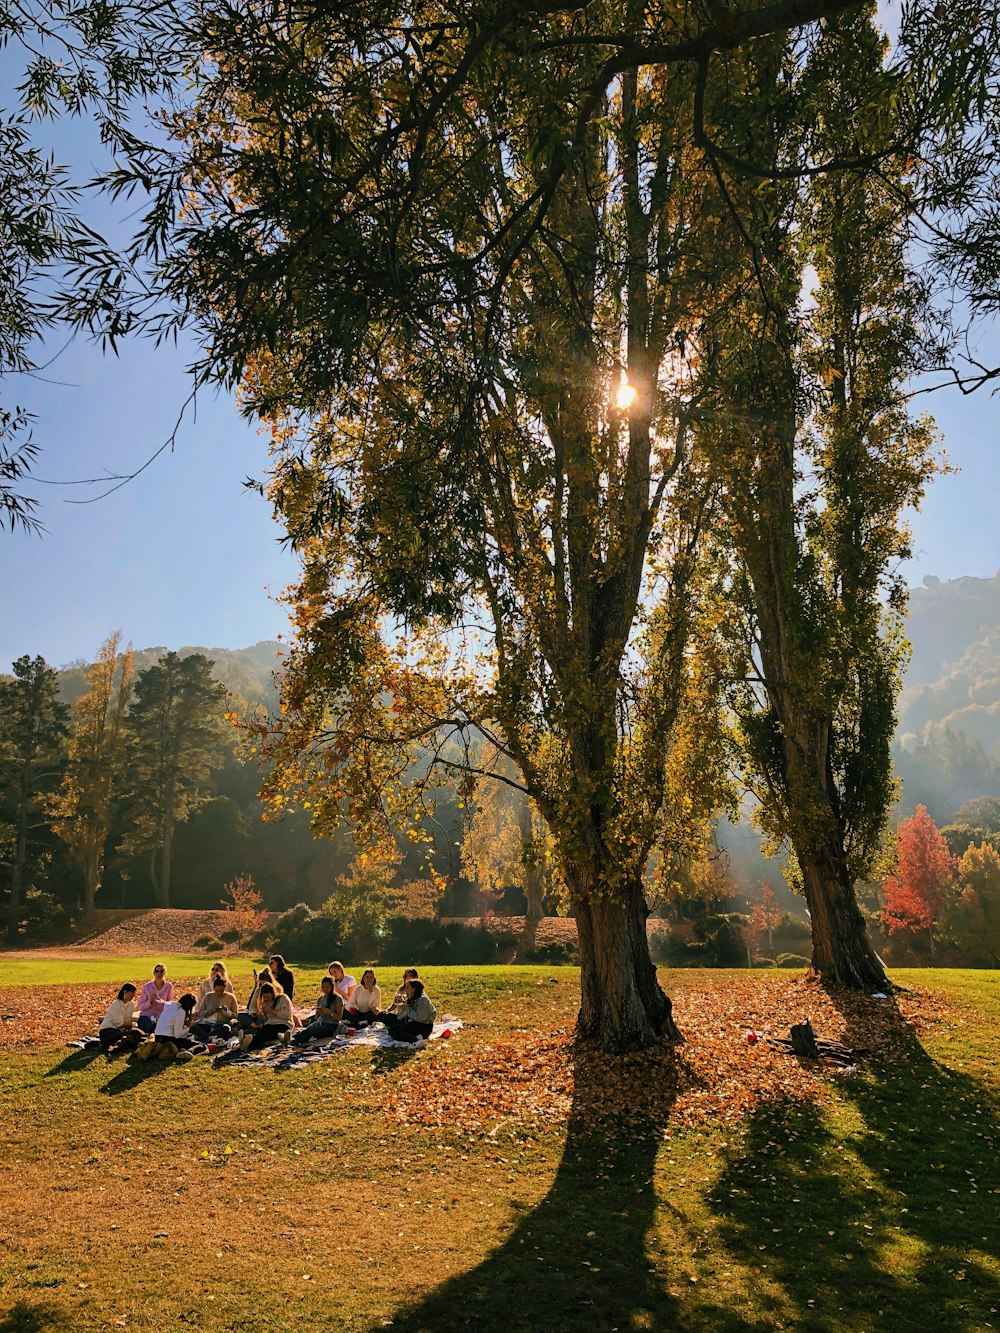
347 968 382 1027
328 961 357 1004
153 993 198 1051
99 984 138 1050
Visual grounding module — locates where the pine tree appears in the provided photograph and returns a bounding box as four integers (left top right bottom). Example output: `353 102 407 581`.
0 656 69 941
124 652 225 907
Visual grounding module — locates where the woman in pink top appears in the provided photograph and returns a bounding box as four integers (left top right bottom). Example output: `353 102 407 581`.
137 964 174 1034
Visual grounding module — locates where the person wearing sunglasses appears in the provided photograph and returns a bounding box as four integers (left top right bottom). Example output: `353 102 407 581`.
136 964 174 1035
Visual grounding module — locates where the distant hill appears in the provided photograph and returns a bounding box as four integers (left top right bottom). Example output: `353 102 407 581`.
58 640 286 713
898 574 1000 755
894 573 1000 820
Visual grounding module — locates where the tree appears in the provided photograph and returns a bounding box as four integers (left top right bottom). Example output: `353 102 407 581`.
49 631 134 916
699 8 938 989
0 656 69 941
461 750 554 954
123 652 225 907
882 805 954 955
193 9 750 1052
220 873 267 949
0 0 189 524
750 881 783 955
947 843 1000 967
124 1 985 1038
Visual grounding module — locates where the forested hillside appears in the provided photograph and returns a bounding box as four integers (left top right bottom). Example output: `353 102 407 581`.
894 573 1000 821
2 574 997 936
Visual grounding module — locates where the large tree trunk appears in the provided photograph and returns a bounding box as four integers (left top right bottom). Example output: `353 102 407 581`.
573 877 682 1052
517 862 545 956
799 842 889 990
158 786 174 908
83 850 100 918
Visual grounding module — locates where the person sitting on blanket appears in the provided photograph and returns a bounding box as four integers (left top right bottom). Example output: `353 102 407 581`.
328 961 356 1005
197 961 237 1001
269 953 296 1000
347 968 382 1027
237 967 274 1031
291 976 344 1046
375 978 436 1044
136 964 174 1034
389 968 419 1014
191 976 239 1041
239 982 293 1050
154 993 198 1050
99 983 138 1050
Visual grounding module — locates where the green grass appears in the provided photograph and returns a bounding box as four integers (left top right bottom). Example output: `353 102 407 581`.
0 953 577 991
1 964 999 1330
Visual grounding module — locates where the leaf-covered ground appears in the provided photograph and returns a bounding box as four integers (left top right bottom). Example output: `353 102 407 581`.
0 963 998 1332
383 975 958 1133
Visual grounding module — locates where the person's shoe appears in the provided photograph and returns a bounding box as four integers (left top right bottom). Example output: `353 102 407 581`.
239 1031 253 1052
279 1030 291 1047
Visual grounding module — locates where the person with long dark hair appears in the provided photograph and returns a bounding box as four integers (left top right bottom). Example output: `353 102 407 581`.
192 976 238 1042
99 983 138 1050
153 993 198 1051
291 975 344 1045
238 966 274 1032
375 978 436 1044
347 968 382 1027
269 954 295 1000
239 982 293 1050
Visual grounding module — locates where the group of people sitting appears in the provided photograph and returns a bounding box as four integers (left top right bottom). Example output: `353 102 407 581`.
98 954 437 1058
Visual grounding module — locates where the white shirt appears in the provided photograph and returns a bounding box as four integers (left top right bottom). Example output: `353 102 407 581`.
351 984 382 1014
154 1000 191 1039
100 998 136 1031
334 974 356 1000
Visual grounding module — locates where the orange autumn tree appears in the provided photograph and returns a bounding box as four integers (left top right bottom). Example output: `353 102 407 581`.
882 805 955 955
49 631 134 917
221 874 267 950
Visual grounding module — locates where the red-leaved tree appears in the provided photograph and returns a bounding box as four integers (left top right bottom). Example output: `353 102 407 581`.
221 874 268 950
882 806 955 956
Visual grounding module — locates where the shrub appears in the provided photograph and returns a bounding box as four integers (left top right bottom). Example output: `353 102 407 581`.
269 907 344 962
776 952 810 969
776 913 811 941
753 957 776 968
524 939 579 965
219 927 241 944
193 934 213 948
18 889 72 941
204 937 225 952
648 929 696 967
709 915 750 967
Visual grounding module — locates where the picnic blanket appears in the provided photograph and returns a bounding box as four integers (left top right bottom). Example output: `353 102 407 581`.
212 1016 464 1071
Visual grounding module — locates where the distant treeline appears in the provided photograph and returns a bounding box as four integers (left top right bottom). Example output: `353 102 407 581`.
3 569 999 941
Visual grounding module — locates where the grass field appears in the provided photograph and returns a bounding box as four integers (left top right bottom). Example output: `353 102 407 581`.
1 962 999 1331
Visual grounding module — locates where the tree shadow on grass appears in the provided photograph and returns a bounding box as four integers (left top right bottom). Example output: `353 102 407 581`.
391 1043 682 1333
367 1045 422 1078
697 996 1000 1329
42 1048 111 1079
0 1302 69 1331
99 1057 174 1096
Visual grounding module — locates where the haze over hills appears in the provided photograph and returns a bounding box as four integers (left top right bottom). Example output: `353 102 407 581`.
48 570 1000 829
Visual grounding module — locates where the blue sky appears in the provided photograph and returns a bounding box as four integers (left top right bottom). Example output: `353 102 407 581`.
3 56 998 671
